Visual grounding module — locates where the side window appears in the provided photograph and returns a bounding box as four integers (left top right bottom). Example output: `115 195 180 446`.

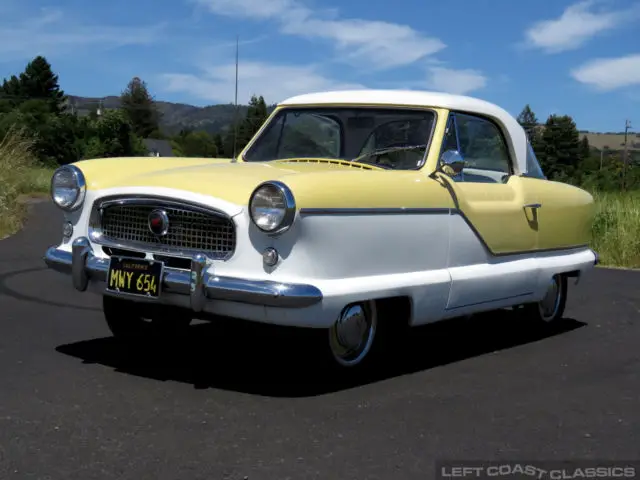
524 141 546 179
455 113 511 175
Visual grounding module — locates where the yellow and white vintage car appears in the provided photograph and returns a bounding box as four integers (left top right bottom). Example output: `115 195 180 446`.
44 90 598 370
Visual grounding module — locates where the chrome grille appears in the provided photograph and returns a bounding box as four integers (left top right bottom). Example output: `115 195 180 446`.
98 202 235 259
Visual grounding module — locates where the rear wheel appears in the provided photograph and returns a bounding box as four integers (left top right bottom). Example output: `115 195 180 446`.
522 274 567 324
102 295 192 342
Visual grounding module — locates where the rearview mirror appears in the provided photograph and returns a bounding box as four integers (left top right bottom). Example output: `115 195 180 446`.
439 150 465 176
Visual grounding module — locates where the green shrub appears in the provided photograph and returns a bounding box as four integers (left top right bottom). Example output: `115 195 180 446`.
0 128 53 238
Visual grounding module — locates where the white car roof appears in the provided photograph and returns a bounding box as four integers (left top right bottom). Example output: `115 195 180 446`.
279 89 529 175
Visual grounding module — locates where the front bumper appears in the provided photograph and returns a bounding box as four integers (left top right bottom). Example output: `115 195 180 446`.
44 237 323 311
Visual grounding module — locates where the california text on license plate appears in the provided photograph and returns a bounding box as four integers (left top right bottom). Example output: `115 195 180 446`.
106 257 163 298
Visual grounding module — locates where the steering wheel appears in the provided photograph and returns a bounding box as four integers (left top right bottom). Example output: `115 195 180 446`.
375 142 425 168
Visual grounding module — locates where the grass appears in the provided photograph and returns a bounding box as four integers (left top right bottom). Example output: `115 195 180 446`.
591 190 640 269
0 129 54 239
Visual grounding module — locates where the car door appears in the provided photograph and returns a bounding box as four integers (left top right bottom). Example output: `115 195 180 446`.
437 112 540 312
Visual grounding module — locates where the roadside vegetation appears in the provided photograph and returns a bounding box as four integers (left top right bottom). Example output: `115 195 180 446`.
591 191 640 268
0 129 53 238
0 55 639 268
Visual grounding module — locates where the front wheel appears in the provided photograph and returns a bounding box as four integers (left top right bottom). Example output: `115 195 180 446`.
328 301 379 368
323 300 400 373
522 274 568 324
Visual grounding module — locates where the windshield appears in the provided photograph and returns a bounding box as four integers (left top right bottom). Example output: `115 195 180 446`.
242 107 437 170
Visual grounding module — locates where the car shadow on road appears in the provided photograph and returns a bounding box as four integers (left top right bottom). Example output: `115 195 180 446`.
55 309 587 398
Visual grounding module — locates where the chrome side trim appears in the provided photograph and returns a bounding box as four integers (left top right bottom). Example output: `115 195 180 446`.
44 239 322 309
299 207 452 216
88 195 237 261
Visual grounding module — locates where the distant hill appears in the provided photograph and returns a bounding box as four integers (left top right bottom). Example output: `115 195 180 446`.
580 132 640 152
66 95 276 137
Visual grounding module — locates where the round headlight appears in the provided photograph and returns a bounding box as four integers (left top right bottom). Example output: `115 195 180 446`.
51 165 86 211
249 181 296 234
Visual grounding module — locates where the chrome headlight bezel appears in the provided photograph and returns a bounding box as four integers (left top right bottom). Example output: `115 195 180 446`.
249 181 296 235
50 165 86 212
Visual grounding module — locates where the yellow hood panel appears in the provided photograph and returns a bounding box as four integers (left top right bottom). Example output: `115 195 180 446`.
73 156 390 206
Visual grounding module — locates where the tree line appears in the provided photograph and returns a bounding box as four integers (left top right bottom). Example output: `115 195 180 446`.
517 105 638 191
0 55 636 192
0 56 269 164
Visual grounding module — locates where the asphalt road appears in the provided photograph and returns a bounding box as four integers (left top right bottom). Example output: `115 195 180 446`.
1 201 639 480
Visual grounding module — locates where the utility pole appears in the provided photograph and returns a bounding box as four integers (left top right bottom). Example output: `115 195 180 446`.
232 35 239 161
622 119 632 191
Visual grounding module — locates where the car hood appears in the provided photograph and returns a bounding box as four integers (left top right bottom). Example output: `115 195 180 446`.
74 157 380 205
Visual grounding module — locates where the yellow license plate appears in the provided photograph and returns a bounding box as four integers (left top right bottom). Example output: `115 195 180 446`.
106 256 163 298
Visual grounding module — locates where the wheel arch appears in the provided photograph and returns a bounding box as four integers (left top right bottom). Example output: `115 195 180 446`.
374 295 413 330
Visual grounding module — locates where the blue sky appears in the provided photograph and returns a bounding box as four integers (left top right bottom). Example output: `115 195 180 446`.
0 0 639 132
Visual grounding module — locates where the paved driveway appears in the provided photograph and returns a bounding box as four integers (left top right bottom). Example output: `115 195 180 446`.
1 201 639 479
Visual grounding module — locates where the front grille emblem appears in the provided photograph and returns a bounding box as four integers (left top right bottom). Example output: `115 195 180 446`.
148 209 169 236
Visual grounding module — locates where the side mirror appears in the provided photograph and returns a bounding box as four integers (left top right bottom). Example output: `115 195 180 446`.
439 150 465 176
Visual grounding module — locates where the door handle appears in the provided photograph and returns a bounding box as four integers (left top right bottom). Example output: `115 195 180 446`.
523 203 542 209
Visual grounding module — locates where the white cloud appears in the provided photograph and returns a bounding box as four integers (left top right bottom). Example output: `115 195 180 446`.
425 67 487 95
192 0 445 69
0 8 165 60
571 53 640 90
161 61 366 104
284 18 445 70
524 0 640 53
193 0 302 20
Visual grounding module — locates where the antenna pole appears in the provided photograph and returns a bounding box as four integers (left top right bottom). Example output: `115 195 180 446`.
232 35 239 160
622 119 632 191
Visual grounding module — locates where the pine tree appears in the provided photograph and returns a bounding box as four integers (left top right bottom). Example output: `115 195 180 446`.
14 56 66 113
224 95 270 158
537 114 581 180
579 135 591 161
120 77 161 138
213 133 224 157
244 95 268 136
517 104 538 141
1 75 23 98
0 76 21 112
236 95 269 153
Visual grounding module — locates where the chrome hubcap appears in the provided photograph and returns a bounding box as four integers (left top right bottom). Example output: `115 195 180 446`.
539 276 562 321
329 302 376 367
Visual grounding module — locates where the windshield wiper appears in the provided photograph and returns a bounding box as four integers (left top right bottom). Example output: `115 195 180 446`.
351 144 429 166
